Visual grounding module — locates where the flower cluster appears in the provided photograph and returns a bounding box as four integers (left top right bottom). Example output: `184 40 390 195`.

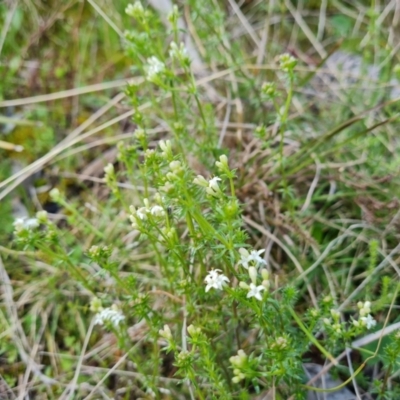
238 248 266 269
169 41 190 66
193 175 223 198
261 82 276 98
271 336 288 350
13 217 39 233
93 305 125 327
129 199 165 228
229 350 248 383
279 53 297 73
166 160 184 181
323 301 377 336
104 163 118 193
125 2 144 19
353 301 376 330
159 324 173 341
203 247 269 302
323 309 342 334
158 139 173 160
204 269 229 292
215 155 229 173
239 267 270 301
146 56 165 83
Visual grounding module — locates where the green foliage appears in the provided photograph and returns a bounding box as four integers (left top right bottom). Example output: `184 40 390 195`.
1 0 400 398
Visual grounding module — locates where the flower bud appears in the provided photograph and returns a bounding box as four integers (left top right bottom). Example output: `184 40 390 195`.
261 269 269 280
159 324 172 340
239 281 249 290
134 128 146 140
215 154 229 172
36 210 48 224
49 188 61 202
262 280 270 289
104 163 114 176
193 175 208 187
187 324 201 337
248 266 257 285
90 297 103 313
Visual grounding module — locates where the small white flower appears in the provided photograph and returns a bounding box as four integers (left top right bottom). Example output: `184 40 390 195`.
238 248 266 269
249 249 267 265
360 314 376 330
169 41 189 63
246 283 265 301
208 176 221 191
136 207 148 220
206 176 223 197
13 217 39 232
146 56 165 82
238 248 251 269
125 2 144 18
94 307 125 327
150 205 165 217
24 218 39 229
204 269 229 292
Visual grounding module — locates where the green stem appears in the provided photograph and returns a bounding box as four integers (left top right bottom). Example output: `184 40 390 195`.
59 200 105 239
288 306 337 365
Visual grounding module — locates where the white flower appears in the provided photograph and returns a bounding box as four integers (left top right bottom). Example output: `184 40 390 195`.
125 2 144 18
208 176 221 191
169 41 189 63
136 207 148 220
238 248 266 269
204 269 229 292
246 283 265 301
146 56 165 82
206 176 223 197
150 205 165 217
13 217 39 232
360 314 376 330
94 307 125 327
